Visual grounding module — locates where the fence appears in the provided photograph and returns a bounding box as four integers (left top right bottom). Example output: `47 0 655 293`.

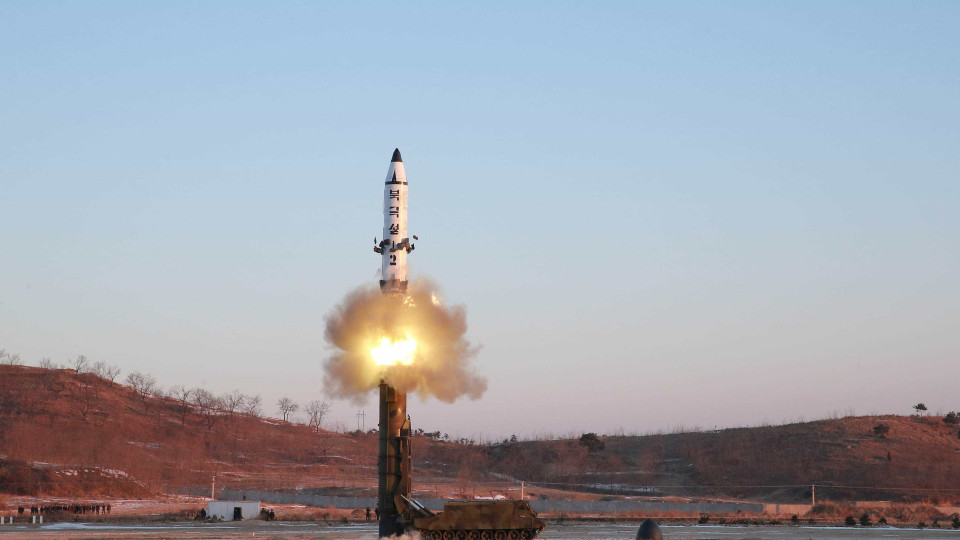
219 489 765 515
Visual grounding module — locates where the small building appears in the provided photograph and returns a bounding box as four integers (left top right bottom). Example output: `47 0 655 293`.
208 500 261 521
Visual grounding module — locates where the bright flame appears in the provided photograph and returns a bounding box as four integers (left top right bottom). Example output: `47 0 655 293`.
371 337 417 366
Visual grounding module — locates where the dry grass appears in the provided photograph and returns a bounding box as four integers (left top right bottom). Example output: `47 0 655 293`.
3 365 960 509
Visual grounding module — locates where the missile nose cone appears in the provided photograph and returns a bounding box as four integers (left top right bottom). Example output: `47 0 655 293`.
636 519 662 540
391 148 403 162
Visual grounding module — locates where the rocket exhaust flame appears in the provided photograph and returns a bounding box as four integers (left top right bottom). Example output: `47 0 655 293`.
323 280 486 403
371 336 417 366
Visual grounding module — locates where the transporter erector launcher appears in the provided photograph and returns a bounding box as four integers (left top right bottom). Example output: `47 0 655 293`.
374 148 417 296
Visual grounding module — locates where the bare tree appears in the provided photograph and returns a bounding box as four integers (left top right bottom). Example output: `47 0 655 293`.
192 388 222 431
72 379 99 422
37 366 65 395
38 357 57 369
125 371 158 413
277 397 299 422
68 355 90 373
243 394 262 418
151 384 167 401
305 400 330 432
0 350 23 366
552 441 588 484
91 360 121 382
221 390 246 415
169 385 193 425
220 390 247 430
316 430 339 458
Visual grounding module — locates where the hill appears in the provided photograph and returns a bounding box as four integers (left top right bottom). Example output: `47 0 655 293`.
488 415 960 503
0 364 375 498
1 365 959 505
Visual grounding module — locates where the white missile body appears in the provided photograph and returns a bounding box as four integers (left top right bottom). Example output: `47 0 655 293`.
374 148 415 296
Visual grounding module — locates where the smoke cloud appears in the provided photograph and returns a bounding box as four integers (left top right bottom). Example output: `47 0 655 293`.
323 280 487 403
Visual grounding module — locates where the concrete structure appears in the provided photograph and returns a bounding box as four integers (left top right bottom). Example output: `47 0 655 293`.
208 500 260 521
763 503 812 515
220 489 766 515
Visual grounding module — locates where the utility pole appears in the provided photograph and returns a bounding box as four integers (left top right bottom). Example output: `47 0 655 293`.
356 409 366 432
811 484 815 507
211 475 216 500
520 481 524 501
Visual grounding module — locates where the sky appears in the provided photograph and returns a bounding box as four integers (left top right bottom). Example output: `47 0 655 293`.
2 2 958 440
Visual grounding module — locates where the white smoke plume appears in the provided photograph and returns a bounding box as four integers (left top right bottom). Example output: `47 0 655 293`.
323 280 487 403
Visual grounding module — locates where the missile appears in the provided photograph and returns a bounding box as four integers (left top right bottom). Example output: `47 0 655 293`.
374 148 415 296
372 149 415 535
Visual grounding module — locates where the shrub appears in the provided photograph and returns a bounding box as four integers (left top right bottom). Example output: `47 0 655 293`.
944 412 959 425
859 513 872 526
951 515 960 529
873 423 891 438
918 521 927 529
844 516 857 527
578 433 605 452
790 514 799 524
879 517 888 525
697 514 709 524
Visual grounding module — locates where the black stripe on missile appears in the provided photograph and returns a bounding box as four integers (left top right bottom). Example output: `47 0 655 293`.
385 181 408 185
386 171 408 185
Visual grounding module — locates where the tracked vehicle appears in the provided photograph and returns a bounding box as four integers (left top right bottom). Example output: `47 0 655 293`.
400 496 545 540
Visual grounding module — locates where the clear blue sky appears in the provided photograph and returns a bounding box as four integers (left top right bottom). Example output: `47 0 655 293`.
2 2 958 439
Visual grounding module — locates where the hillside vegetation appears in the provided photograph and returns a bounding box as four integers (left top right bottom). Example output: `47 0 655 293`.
488 415 960 503
1 365 959 504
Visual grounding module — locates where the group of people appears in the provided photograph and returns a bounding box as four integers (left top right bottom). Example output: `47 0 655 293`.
18 503 111 515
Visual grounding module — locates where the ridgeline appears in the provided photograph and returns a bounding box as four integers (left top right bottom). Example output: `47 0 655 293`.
1 365 958 505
